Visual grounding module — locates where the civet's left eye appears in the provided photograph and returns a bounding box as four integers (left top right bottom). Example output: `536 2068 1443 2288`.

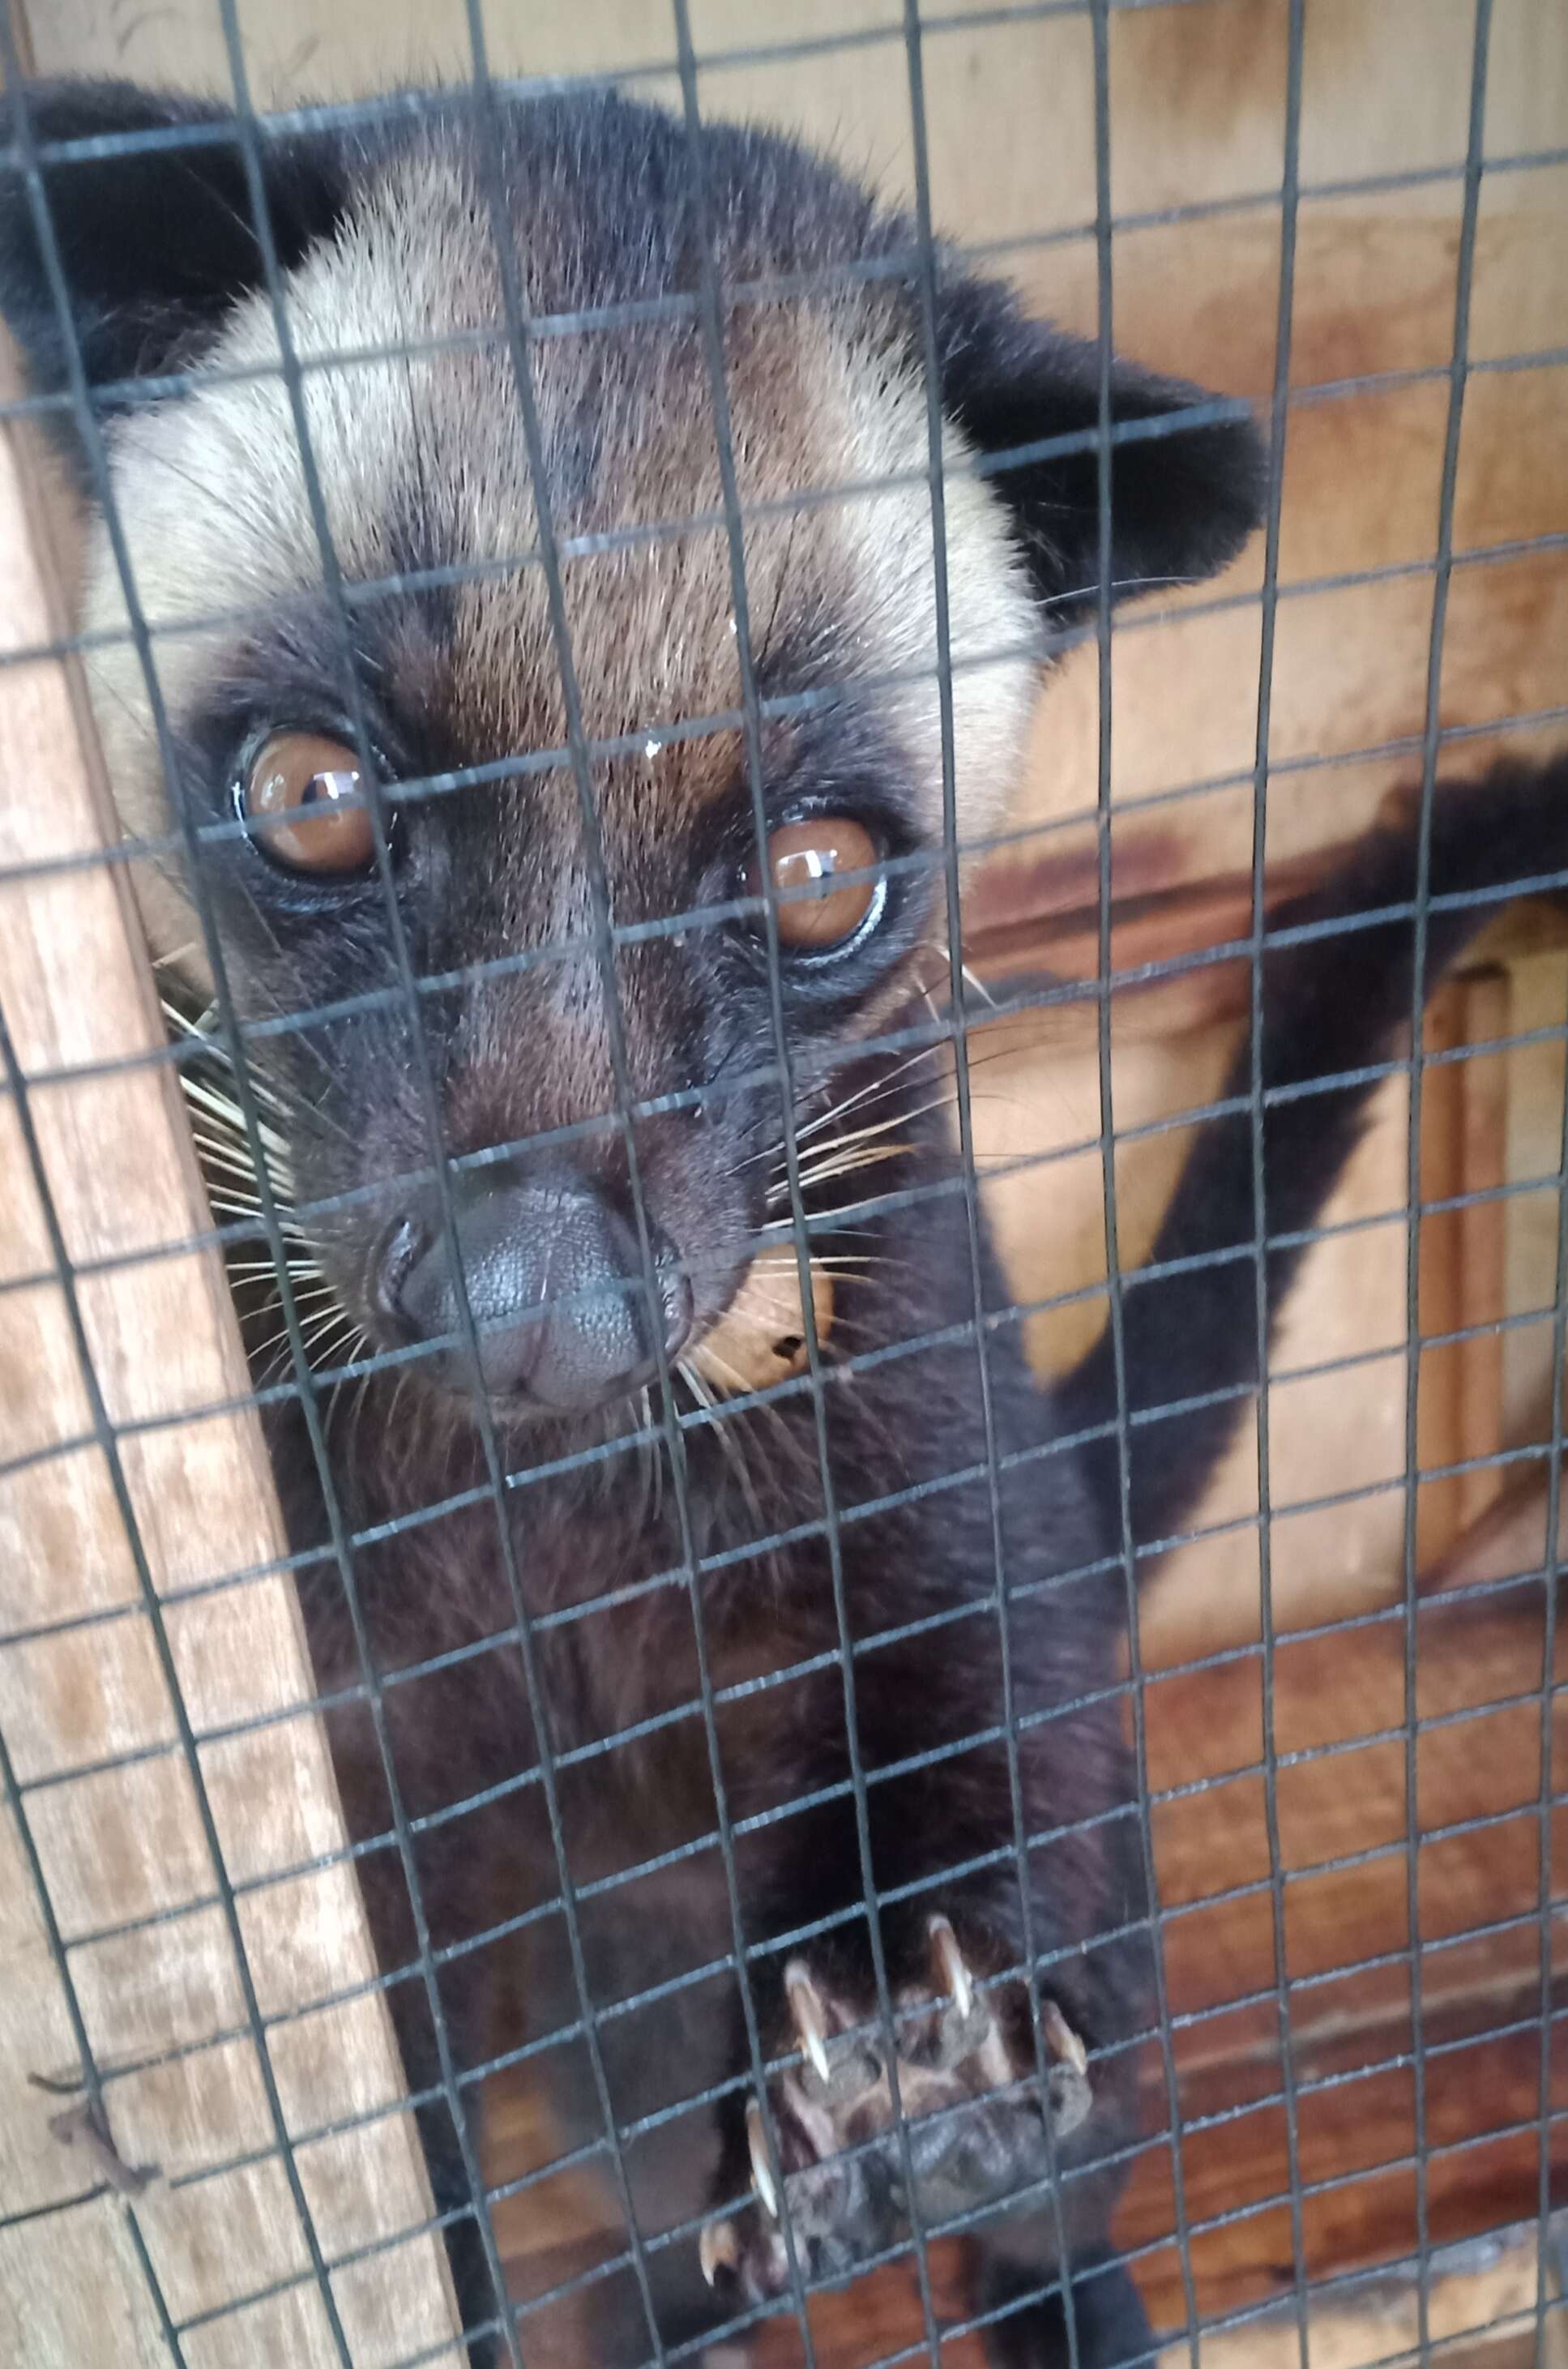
240 732 375 875
742 817 883 952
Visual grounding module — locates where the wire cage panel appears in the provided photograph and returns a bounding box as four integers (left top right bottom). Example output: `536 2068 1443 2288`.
0 2 1565 2367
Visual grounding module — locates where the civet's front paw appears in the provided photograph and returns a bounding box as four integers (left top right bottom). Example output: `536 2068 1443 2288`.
701 1915 1091 2303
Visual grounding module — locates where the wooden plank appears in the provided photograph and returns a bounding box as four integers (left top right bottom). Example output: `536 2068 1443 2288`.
1421 1466 1562 1601
1127 1575 1568 2338
0 374 460 2359
708 2222 1566 2369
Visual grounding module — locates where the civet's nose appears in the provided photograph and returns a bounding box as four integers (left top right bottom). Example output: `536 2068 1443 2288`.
374 1161 691 1412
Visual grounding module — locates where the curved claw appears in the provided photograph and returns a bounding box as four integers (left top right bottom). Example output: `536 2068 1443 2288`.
1040 1997 1089 2077
699 2216 740 2288
926 1912 975 2019
784 1958 831 2082
745 2098 779 2219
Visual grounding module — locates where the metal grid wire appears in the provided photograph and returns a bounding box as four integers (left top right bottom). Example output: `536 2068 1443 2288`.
0 1 1566 2365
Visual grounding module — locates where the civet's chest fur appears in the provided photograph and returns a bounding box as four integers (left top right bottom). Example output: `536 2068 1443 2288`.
6 70 1560 2369
272 1102 1139 2359
283 1103 1123 1955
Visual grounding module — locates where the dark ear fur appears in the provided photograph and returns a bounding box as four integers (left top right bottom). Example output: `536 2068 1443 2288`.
0 78 347 405
938 273 1267 626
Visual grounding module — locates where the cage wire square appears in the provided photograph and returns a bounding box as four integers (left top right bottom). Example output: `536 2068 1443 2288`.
0 1 1566 2367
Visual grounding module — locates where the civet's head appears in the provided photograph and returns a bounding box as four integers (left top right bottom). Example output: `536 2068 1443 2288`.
0 79 1264 1423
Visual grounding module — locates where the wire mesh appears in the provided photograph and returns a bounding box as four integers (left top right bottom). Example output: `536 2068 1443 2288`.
0 2 1565 2367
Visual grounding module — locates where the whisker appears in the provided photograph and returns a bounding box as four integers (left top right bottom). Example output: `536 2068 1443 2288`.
225 1255 327 1281
780 1100 928 1165
687 1347 822 1499
746 1044 944 1174
179 1072 293 1142
677 1358 769 1536
770 1143 914 1200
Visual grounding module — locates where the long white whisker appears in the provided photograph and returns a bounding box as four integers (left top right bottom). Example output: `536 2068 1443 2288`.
771 1142 913 1201
743 1044 944 1175
768 1101 929 1186
225 1255 326 1281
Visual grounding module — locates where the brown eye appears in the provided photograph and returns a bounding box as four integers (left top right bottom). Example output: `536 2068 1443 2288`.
746 817 882 952
241 732 375 875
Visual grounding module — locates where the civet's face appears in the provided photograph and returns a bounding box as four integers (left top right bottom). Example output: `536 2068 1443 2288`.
0 82 1263 1420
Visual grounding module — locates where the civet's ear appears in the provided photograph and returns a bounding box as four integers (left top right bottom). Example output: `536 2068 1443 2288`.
938 272 1267 627
0 77 347 413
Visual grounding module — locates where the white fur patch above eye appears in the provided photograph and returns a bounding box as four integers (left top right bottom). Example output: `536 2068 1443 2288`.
828 331 1043 859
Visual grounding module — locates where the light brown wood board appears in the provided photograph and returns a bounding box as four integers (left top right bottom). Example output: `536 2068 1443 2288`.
0 384 460 2358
